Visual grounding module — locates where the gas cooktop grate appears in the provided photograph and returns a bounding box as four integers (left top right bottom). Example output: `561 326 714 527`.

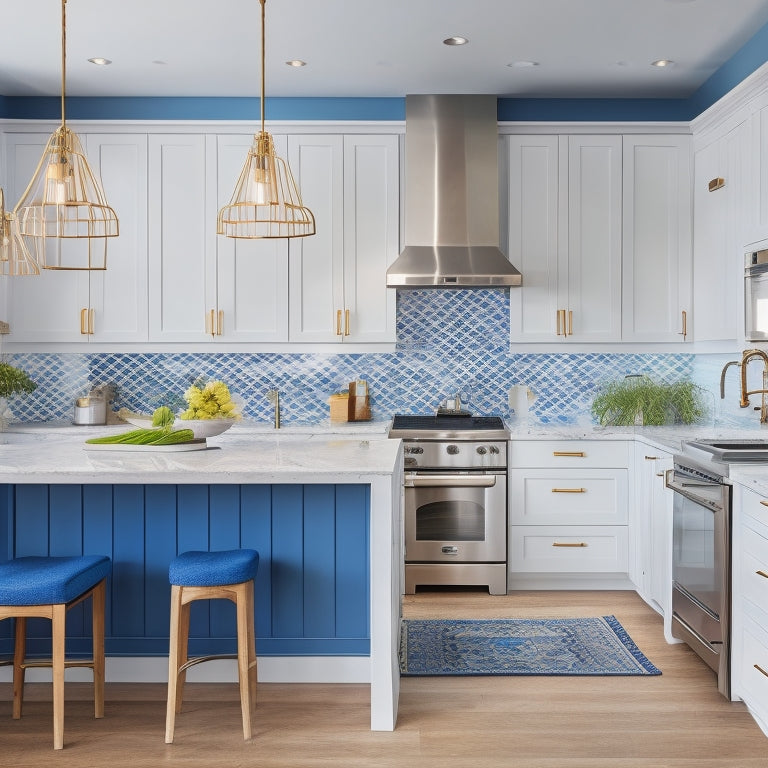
391 414 506 431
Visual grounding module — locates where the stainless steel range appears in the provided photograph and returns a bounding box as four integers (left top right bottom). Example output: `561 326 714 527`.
389 414 510 595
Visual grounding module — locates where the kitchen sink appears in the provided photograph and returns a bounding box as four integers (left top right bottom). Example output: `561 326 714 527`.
683 439 768 462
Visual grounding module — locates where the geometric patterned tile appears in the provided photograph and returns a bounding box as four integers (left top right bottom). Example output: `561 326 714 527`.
0 289 745 428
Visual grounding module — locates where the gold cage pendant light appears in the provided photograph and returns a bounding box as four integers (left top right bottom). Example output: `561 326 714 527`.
14 0 118 270
217 0 315 239
0 189 39 277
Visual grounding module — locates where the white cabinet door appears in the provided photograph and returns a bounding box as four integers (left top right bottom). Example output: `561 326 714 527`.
288 135 344 343
507 135 621 342
148 134 209 342
622 136 692 343
650 453 674 616
507 135 561 341
342 134 399 344
86 133 149 343
565 135 622 341
3 132 87 342
214 134 289 342
692 123 747 342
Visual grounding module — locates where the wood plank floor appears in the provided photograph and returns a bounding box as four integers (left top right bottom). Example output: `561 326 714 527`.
2 590 767 766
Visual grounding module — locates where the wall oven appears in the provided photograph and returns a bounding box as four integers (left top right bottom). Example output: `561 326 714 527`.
745 247 768 341
666 448 732 698
389 414 509 595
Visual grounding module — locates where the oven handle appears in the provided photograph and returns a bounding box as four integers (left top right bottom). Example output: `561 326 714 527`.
404 474 498 488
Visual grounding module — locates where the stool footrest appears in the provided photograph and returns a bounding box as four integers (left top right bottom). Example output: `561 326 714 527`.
19 659 96 671
177 653 237 675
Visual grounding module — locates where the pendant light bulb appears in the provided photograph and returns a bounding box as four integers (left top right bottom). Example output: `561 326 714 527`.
13 0 118 270
217 0 315 239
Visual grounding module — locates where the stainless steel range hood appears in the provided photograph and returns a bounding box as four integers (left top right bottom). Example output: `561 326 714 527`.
386 94 522 288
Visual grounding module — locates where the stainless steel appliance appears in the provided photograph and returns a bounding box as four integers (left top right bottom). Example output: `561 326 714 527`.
665 438 768 698
745 247 768 341
389 414 509 595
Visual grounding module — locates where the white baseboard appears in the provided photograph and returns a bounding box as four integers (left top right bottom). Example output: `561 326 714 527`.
0 656 371 684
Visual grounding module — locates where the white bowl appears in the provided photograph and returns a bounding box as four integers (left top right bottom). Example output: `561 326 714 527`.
174 419 236 439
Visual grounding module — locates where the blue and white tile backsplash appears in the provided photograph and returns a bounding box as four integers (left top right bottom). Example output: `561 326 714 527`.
0 288 758 428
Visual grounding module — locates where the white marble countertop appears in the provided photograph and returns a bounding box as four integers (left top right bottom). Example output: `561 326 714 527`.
0 420 401 484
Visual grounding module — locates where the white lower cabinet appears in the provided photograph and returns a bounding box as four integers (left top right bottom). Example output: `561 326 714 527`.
508 440 631 587
732 484 768 733
632 444 675 634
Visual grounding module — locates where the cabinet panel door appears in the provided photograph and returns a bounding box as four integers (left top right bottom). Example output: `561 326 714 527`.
288 135 344 343
567 136 622 341
215 134 288 342
507 135 561 341
623 135 692 342
148 134 209 342
342 135 399 343
3 132 87 342
86 134 149 342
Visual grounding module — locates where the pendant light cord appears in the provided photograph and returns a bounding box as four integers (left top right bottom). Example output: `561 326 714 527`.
61 0 67 129
260 0 266 134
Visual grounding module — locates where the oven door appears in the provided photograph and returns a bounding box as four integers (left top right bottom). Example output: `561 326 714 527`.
404 470 507 563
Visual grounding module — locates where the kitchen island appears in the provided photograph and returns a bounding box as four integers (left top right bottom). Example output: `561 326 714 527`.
0 425 403 731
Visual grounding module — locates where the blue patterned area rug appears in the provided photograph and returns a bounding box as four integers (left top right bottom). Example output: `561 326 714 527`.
399 616 661 676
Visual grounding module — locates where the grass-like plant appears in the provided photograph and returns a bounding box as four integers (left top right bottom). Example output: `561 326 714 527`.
591 376 705 426
0 362 36 399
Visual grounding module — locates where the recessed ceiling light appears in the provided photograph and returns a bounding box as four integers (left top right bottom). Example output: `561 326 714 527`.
507 60 539 68
651 59 675 67
87 57 111 66
285 60 306 67
443 36 468 46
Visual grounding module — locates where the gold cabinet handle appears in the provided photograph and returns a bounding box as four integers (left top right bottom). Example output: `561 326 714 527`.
551 488 586 493
336 309 342 336
217 310 223 336
645 455 658 461
756 570 768 579
755 664 768 678
760 500 768 507
344 308 350 336
552 451 585 457
556 309 566 336
567 309 573 336
552 542 587 547
655 473 665 477
205 309 215 336
80 308 88 335
88 308 95 335
679 310 687 340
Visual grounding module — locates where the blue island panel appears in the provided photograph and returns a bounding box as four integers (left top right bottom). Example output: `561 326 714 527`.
0 483 370 658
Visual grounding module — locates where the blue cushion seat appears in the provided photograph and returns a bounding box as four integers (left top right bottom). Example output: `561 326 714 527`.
0 555 112 606
169 549 259 587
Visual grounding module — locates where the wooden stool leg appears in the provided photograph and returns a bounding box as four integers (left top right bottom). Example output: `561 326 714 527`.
12 616 27 719
165 584 184 744
92 579 106 719
51 603 66 751
236 580 257 740
176 599 191 714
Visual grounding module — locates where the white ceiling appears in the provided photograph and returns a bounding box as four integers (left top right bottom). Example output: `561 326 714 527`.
2 0 768 100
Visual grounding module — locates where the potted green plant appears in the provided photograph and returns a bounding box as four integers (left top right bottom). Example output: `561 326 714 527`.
591 376 706 427
0 362 37 428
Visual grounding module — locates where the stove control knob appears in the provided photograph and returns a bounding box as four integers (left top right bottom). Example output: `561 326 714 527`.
404 446 424 454
489 445 500 455
476 446 488 455
446 444 460 455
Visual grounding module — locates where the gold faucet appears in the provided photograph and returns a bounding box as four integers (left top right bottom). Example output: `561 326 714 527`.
721 349 768 423
266 389 280 429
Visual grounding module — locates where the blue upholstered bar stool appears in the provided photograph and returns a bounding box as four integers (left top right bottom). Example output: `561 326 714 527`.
0 554 112 750
165 549 259 743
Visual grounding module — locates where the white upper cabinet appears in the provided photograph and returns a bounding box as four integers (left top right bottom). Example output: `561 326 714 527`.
508 134 622 342
692 122 748 343
3 131 147 344
288 134 399 344
622 135 692 343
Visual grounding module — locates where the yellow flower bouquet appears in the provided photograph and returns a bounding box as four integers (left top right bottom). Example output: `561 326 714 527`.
179 380 241 421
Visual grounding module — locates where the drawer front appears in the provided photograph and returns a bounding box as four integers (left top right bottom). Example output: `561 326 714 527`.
742 536 768 615
509 525 629 573
742 490 768 534
738 622 768 713
509 440 631 469
509 468 628 525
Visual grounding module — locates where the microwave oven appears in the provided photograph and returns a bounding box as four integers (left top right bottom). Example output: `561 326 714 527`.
745 248 768 341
